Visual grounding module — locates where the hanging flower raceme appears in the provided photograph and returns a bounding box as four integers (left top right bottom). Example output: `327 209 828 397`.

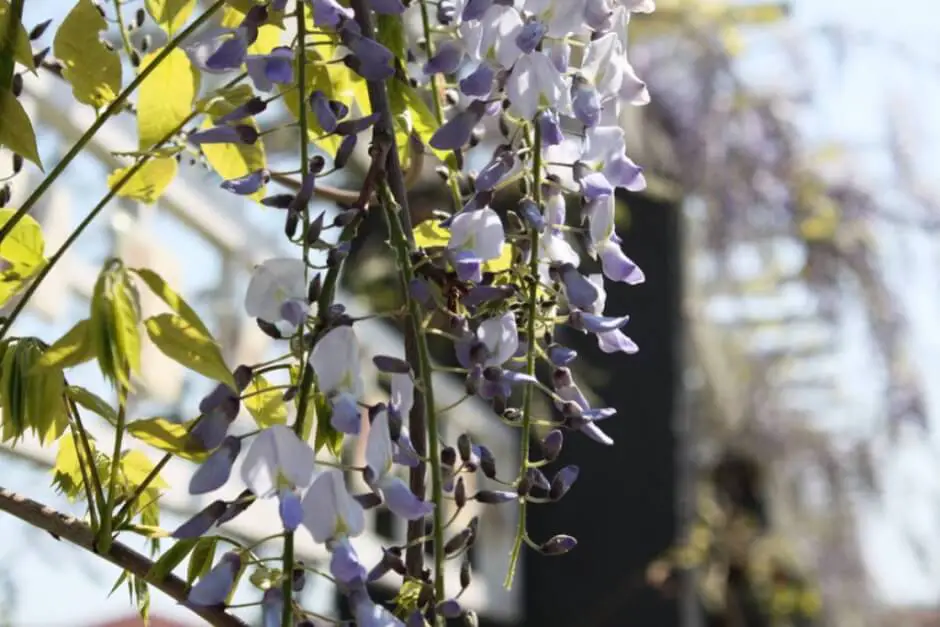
446 207 506 283
241 425 316 531
365 409 435 519
245 258 311 335
310 325 365 434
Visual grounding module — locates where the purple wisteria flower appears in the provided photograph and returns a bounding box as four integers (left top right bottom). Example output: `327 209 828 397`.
245 46 294 92
310 325 365 434
365 410 435 519
446 208 506 283
241 425 316 531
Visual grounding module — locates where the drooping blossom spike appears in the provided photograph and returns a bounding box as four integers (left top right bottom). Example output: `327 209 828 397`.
430 100 487 150
301 469 365 543
446 208 506 283
261 588 284 627
189 124 258 146
310 325 365 434
308 0 354 27
188 552 242 607
172 500 227 539
330 536 368 585
365 410 435 520
424 39 464 76
539 534 577 555
245 258 309 333
246 46 294 92
189 436 241 495
221 169 268 195
549 465 580 500
216 96 267 124
507 51 571 120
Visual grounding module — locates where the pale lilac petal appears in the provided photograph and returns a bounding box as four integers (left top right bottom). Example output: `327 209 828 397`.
366 410 394 482
309 0 354 26
447 207 505 261
331 537 367 585
596 329 638 354
381 477 435 520
579 421 613 445
538 109 564 147
557 265 601 311
241 425 316 497
279 488 304 531
261 589 284 627
424 39 464 75
477 311 518 366
330 393 363 434
310 325 363 397
459 62 495 97
573 311 630 333
302 470 365 543
598 243 645 284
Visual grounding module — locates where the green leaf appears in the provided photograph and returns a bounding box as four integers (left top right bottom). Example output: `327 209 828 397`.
132 575 150 626
187 537 218 585
244 374 287 428
127 416 207 462
1 339 68 444
0 339 25 442
131 267 211 337
121 449 168 489
0 207 44 270
34 319 95 370
0 0 35 75
313 392 343 456
0 88 41 169
66 385 118 426
90 263 142 393
144 0 196 34
144 313 235 387
399 82 453 167
112 273 142 378
199 85 266 201
54 0 122 107
52 432 96 501
137 48 198 151
147 538 197 582
107 157 178 204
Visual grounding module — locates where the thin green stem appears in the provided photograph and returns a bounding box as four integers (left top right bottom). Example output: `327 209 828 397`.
66 421 100 531
283 4 311 625
99 399 127 553
68 398 107 515
416 0 463 210
504 122 543 589
380 185 446 602
0 109 199 340
112 0 136 58
0 0 226 247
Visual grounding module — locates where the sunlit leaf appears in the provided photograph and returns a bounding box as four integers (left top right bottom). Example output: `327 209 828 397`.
1 339 68 444
35 320 95 370
127 416 207 462
0 89 41 169
66 385 118 426
0 0 35 74
144 313 234 387
200 85 266 201
131 267 211 337
244 374 287 428
107 158 178 204
147 538 197 581
0 207 44 270
54 0 122 107
145 0 196 34
122 449 168 489
312 392 342 456
187 537 218 585
52 433 97 502
137 48 199 151
90 264 142 393
399 82 452 166
133 575 150 626
112 274 142 379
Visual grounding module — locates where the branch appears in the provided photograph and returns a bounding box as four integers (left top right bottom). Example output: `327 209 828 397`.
0 487 247 627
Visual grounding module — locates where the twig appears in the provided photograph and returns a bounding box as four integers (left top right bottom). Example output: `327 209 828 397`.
0 487 247 627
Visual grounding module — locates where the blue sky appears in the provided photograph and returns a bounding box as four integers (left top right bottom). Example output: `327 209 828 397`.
4 0 940 624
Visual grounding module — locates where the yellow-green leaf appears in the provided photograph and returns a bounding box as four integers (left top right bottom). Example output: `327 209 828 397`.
131 267 211 337
66 385 118 426
126 523 171 538
52 433 96 501
412 220 450 249
147 538 197 582
243 373 287 428
200 86 266 200
144 0 196 34
122 449 168 489
0 88 41 169
107 157 178 204
35 319 95 370
54 0 122 107
399 82 452 166
0 207 44 270
127 416 207 462
112 276 142 378
313 392 342 456
137 48 199 150
144 313 235 387
0 0 35 72
221 5 281 54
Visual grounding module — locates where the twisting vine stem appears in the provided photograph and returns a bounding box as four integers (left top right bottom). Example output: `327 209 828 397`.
282 2 312 624
504 121 543 589
0 0 226 247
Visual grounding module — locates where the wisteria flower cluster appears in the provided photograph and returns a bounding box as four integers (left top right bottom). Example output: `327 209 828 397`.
167 0 656 624
0 0 654 625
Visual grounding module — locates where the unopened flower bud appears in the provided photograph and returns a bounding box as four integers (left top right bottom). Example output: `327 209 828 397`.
540 534 577 555
457 433 473 462
454 477 467 508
